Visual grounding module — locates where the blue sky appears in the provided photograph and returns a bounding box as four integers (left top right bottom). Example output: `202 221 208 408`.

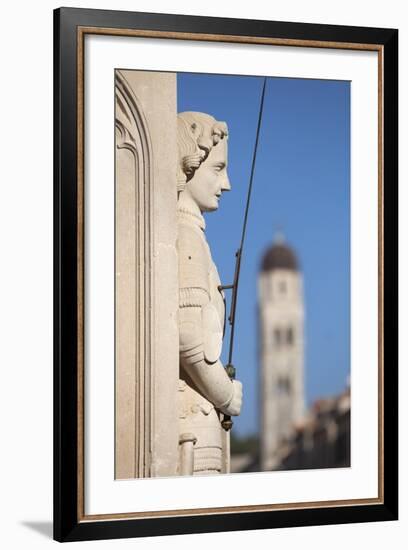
178 73 350 436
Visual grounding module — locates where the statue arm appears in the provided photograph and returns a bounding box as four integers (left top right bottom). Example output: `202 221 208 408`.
179 303 242 416
177 223 242 415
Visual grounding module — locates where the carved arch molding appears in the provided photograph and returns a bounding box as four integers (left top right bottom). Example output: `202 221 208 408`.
115 70 154 479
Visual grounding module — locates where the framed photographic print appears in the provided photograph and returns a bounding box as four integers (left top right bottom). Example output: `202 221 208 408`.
54 7 398 542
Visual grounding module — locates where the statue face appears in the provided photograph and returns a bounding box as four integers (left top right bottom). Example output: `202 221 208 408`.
185 139 231 212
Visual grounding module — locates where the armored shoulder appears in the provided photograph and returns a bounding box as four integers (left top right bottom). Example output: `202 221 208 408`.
177 223 210 307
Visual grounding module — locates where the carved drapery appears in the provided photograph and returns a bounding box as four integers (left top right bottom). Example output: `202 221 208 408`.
115 70 154 479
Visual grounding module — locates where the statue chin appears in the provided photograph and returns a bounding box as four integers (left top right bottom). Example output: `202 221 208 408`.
201 201 220 213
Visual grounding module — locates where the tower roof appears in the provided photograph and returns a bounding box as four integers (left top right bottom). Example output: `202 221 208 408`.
261 234 299 272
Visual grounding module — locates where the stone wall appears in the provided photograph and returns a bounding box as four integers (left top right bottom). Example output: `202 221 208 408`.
115 70 179 479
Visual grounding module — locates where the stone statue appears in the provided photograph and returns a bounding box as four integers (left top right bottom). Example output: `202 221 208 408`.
177 112 243 476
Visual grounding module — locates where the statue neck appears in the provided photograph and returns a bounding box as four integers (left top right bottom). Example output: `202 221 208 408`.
177 192 206 230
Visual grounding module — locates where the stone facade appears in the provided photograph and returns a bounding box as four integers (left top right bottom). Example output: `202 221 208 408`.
115 70 179 479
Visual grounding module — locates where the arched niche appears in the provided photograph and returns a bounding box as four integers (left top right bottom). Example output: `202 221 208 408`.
115 70 154 479
114 69 179 480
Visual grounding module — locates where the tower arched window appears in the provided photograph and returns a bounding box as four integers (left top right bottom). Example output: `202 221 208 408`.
273 327 295 347
274 328 281 347
276 377 291 395
287 327 294 345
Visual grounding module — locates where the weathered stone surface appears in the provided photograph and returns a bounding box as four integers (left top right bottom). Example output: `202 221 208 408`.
115 70 179 479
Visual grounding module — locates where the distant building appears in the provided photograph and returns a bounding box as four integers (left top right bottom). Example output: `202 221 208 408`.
230 234 350 474
258 233 305 470
276 386 350 470
230 387 350 473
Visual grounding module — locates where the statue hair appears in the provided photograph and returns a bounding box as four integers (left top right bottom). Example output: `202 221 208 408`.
177 112 228 193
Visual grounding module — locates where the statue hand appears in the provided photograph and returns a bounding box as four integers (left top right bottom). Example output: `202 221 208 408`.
219 380 243 416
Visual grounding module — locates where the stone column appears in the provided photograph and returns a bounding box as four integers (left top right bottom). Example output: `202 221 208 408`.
115 70 179 479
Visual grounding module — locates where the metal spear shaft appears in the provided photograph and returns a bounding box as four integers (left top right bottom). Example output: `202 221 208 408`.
221 76 268 431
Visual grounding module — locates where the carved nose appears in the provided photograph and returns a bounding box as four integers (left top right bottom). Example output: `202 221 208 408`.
220 172 231 192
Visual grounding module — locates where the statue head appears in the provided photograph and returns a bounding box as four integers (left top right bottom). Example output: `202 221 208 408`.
177 112 231 212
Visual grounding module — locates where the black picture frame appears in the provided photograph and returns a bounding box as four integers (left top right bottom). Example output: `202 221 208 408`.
54 7 398 542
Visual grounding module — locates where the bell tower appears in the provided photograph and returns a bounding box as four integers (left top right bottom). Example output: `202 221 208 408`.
259 233 305 470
